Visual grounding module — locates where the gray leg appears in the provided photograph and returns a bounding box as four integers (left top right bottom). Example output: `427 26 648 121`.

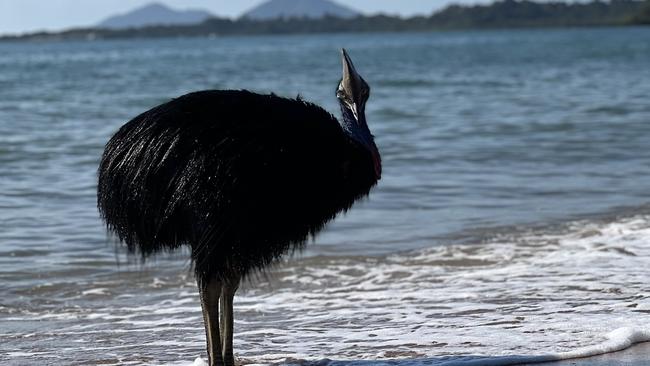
220 276 240 366
198 277 224 366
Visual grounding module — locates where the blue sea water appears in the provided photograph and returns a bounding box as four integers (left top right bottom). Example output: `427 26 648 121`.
1 28 650 365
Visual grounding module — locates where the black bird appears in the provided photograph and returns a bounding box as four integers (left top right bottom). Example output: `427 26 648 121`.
97 49 380 366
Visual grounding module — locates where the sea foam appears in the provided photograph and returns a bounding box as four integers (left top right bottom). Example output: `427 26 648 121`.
5 214 650 366
186 327 650 366
223 214 650 364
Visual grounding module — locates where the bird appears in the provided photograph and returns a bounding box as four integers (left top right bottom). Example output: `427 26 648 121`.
97 49 381 366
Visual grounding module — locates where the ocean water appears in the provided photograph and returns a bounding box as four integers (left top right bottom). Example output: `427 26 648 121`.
1 28 650 365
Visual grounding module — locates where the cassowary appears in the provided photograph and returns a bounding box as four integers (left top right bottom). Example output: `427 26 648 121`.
97 49 381 366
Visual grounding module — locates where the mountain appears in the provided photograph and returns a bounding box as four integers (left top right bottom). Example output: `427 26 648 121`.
242 0 360 20
98 3 213 29
5 0 649 42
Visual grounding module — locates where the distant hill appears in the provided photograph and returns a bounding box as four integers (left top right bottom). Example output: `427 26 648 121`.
4 0 650 42
242 0 360 20
98 3 213 29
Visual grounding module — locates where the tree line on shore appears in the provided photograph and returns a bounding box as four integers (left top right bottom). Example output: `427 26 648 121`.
3 0 650 41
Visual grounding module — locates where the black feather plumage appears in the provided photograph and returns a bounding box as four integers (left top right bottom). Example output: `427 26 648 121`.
97 90 379 282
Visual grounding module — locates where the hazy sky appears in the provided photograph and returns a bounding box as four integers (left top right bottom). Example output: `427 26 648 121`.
0 0 478 35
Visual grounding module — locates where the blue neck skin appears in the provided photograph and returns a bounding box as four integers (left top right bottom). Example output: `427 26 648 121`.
339 103 372 149
339 102 382 180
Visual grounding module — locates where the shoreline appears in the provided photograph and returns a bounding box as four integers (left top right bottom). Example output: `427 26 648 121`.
521 341 650 365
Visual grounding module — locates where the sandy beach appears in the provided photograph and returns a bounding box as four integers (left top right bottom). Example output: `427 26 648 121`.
521 342 650 366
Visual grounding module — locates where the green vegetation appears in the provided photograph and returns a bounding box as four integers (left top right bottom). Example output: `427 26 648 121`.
431 0 648 27
3 0 650 41
629 2 650 23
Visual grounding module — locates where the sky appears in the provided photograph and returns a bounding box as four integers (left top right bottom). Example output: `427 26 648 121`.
0 0 477 35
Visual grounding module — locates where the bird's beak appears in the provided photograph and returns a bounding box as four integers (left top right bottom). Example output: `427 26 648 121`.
341 49 363 95
341 48 360 87
340 48 364 120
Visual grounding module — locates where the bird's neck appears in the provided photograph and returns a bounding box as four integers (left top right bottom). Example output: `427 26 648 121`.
339 106 371 144
339 107 382 181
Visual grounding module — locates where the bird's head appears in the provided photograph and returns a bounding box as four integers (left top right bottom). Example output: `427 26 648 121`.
337 48 381 180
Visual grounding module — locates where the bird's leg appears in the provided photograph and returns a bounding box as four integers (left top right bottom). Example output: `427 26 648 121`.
197 277 224 366
220 275 240 366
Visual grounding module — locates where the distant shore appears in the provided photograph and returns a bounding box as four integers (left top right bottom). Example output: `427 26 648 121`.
2 0 649 42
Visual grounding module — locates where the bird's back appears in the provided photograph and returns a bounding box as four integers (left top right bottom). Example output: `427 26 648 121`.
98 90 377 280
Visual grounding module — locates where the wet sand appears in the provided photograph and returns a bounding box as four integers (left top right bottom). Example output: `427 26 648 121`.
521 342 650 366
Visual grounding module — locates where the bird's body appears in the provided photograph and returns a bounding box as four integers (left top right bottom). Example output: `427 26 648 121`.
98 90 377 281
98 50 380 366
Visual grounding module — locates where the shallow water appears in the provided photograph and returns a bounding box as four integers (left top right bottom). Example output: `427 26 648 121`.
1 28 650 365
